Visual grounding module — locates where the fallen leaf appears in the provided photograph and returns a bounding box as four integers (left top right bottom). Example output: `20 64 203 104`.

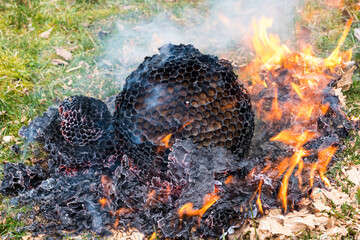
55 47 72 61
312 201 331 212
2 136 15 143
39 27 53 38
337 65 356 91
284 216 314 233
333 88 347 108
258 217 293 236
311 188 331 212
51 59 68 66
344 167 360 185
354 28 360 41
321 188 351 206
106 228 145 240
68 45 79 51
326 226 348 237
325 216 335 229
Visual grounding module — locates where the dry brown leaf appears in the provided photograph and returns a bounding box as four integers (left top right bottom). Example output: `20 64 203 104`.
325 216 336 229
284 216 314 233
337 65 356 91
22 234 46 240
51 59 68 66
311 188 331 212
333 88 347 108
2 136 15 143
106 229 145 240
242 226 257 240
321 188 351 206
39 27 53 38
344 166 360 185
258 217 293 236
354 28 360 41
313 213 329 226
312 201 331 212
326 226 348 237
68 45 79 51
55 47 72 61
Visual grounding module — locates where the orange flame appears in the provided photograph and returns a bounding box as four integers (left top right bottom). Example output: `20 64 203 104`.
256 180 264 214
99 198 107 208
149 232 157 240
265 88 283 121
270 130 316 148
324 18 353 71
242 15 351 213
178 187 220 222
225 175 234 185
251 17 291 70
161 134 172 148
317 146 338 188
278 149 308 212
271 130 316 211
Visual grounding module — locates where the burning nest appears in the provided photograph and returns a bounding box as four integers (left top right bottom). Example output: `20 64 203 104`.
0 18 358 239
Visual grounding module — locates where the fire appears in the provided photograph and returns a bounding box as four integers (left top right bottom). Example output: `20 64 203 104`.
225 175 234 185
99 198 107 208
324 18 353 71
251 17 291 70
160 134 172 148
264 88 282 121
149 232 157 240
256 180 264 214
314 146 338 188
242 16 352 213
178 187 220 222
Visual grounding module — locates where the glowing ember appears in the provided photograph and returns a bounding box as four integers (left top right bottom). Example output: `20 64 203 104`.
98 198 107 208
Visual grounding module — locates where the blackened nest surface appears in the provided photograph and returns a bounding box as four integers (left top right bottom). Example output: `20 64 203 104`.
114 44 254 174
0 44 353 239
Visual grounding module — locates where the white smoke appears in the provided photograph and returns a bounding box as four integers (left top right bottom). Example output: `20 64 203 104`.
101 0 300 88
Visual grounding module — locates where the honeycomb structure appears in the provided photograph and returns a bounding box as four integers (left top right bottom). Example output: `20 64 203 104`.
59 96 111 146
43 96 123 170
114 44 255 170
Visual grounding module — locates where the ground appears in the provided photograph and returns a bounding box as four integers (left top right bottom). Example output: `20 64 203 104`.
0 0 359 239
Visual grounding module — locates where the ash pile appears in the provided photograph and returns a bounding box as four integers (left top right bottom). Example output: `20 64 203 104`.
0 44 354 239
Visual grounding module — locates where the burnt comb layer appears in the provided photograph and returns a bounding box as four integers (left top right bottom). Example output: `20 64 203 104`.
114 44 255 171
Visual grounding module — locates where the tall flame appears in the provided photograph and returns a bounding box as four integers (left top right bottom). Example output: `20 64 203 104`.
242 16 352 213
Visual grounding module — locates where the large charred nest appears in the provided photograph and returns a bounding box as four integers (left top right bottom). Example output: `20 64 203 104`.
0 44 354 239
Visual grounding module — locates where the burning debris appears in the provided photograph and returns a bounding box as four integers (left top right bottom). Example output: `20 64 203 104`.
0 17 357 239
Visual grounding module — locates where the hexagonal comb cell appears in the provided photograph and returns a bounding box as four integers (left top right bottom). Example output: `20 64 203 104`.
114 44 255 169
41 96 120 170
59 96 112 147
